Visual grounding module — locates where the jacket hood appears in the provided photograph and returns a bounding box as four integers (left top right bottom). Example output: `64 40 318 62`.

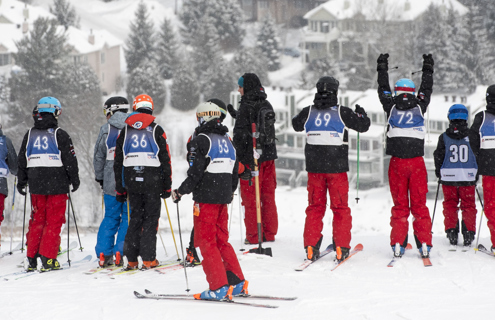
486 102 495 114
393 93 418 110
33 112 58 130
125 112 156 130
313 92 338 109
108 111 128 130
241 73 267 101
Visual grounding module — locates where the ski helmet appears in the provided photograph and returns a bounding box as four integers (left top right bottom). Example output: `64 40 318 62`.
104 96 129 116
196 101 222 125
36 96 62 117
133 94 154 112
394 78 415 96
447 104 469 121
207 98 227 121
487 84 495 104
316 76 339 94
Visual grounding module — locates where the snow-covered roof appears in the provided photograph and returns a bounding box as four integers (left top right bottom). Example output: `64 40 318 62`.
64 27 122 55
304 0 468 21
0 0 55 25
0 23 23 53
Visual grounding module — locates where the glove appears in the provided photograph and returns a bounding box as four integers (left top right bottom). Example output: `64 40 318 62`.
377 53 389 71
354 104 367 117
116 191 127 203
422 54 434 73
161 190 171 199
17 184 27 196
171 189 182 203
227 104 237 119
239 166 251 180
71 181 80 193
95 178 103 189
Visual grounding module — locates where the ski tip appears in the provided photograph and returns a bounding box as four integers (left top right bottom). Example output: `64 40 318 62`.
406 243 413 250
478 244 486 251
355 243 364 251
134 291 145 298
145 289 152 294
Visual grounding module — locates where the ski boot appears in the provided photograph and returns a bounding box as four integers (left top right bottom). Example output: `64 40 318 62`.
122 256 139 271
98 253 115 268
336 246 350 263
115 251 123 267
463 231 475 247
40 255 61 271
142 259 160 270
186 247 201 266
231 280 249 297
446 228 458 246
306 246 320 261
419 243 432 258
24 256 38 272
392 243 405 258
491 246 495 255
194 285 233 301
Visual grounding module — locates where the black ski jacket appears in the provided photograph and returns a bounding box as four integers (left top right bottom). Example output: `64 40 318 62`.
470 103 495 176
378 66 433 158
292 93 371 173
178 121 238 204
17 113 80 195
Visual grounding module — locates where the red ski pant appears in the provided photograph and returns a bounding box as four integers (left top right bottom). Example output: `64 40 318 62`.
194 203 244 290
0 193 5 226
27 194 67 259
482 176 495 247
442 185 477 232
304 172 352 249
240 160 278 244
388 157 432 247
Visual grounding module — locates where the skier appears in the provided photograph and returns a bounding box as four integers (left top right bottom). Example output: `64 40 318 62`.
172 101 247 301
93 97 130 267
292 76 370 262
184 98 229 267
233 73 278 245
113 94 172 270
470 84 495 253
377 53 434 258
17 97 80 271
433 104 478 248
0 119 18 248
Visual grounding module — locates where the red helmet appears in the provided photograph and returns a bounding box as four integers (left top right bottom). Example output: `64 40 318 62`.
133 94 154 112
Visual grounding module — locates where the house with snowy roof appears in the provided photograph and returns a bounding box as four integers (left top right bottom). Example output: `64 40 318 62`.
0 0 122 95
302 0 468 63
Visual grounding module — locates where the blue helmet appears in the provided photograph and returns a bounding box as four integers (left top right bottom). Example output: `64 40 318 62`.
447 104 468 121
36 96 62 117
394 78 415 96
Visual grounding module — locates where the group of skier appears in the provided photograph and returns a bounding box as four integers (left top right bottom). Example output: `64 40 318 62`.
2 53 495 301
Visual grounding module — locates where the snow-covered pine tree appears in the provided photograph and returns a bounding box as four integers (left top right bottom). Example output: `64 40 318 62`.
256 16 281 71
180 0 208 44
127 59 166 114
125 1 156 74
156 18 180 80
170 59 200 111
49 0 80 30
203 59 234 103
229 47 269 86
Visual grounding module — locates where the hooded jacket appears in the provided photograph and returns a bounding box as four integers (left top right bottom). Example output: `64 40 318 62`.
17 113 80 195
470 101 495 176
233 73 277 167
0 128 18 196
292 92 371 173
93 111 128 196
113 112 172 195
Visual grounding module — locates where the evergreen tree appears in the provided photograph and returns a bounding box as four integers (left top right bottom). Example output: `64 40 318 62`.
49 0 80 30
156 18 180 80
229 47 269 86
127 59 166 114
256 16 281 71
305 57 348 91
171 60 200 111
180 0 208 44
203 59 234 103
125 2 155 74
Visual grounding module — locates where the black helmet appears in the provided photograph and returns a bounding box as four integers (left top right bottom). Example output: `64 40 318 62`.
316 76 339 94
104 96 129 116
207 98 227 121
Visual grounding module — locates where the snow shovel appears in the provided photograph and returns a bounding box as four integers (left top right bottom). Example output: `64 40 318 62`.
248 123 272 257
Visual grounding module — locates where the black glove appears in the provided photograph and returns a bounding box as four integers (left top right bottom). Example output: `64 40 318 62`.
422 54 434 73
239 166 252 180
71 181 80 193
116 191 127 203
171 189 182 203
95 178 103 189
161 190 171 199
227 104 237 119
17 184 27 196
355 104 367 117
377 53 389 71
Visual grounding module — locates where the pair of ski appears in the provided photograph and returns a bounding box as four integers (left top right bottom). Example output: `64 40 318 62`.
14 241 79 268
387 243 432 267
134 289 297 309
294 243 363 272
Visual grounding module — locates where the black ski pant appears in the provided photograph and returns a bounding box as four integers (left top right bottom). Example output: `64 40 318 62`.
124 192 161 262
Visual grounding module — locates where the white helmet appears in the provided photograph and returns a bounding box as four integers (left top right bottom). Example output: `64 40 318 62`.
196 101 222 125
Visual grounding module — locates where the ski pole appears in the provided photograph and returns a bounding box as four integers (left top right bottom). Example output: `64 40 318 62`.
158 231 168 257
68 193 83 251
163 199 180 260
9 177 16 254
126 194 131 225
238 184 244 252
430 181 440 234
176 202 190 292
21 186 27 253
474 187 485 253
356 132 360 203
228 193 235 233
67 196 71 266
